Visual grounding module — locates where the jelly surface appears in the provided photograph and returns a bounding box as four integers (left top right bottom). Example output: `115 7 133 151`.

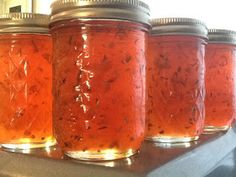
51 20 147 154
146 35 206 139
205 44 236 128
0 34 53 145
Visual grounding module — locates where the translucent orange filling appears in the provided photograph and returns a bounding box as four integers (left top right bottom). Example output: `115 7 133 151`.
0 34 53 146
205 44 236 128
51 20 147 153
146 35 206 139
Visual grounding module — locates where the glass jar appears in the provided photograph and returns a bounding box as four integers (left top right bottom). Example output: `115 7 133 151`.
50 0 150 160
146 18 208 143
0 13 55 149
204 29 236 133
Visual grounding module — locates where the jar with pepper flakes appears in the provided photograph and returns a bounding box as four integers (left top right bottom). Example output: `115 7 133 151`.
0 13 55 149
50 0 150 160
204 29 236 133
146 18 208 143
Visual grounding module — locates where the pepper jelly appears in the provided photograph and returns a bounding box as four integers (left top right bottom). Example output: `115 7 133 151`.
50 0 150 160
146 18 208 143
0 13 55 149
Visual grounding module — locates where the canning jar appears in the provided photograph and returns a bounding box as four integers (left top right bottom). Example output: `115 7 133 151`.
204 29 236 133
50 0 150 160
146 18 208 143
0 13 55 149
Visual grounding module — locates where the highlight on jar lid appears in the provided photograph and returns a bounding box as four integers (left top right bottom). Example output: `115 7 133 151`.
208 29 236 45
0 13 50 33
50 0 150 25
150 17 208 39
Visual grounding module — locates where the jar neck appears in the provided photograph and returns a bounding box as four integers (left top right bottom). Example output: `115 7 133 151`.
0 33 50 41
50 19 149 32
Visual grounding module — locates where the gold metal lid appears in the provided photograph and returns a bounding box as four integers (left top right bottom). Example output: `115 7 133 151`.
50 0 150 25
150 18 208 39
0 13 49 34
208 29 236 45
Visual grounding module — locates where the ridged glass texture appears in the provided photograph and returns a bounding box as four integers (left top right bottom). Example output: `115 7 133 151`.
146 35 206 142
0 34 55 149
51 20 147 160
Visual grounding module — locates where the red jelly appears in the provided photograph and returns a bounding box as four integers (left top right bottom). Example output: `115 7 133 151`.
146 18 208 143
0 13 55 149
204 29 236 133
50 0 150 160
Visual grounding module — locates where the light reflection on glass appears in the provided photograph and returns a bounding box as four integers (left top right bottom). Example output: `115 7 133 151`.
45 147 51 154
153 141 198 149
126 157 132 166
22 148 31 154
103 161 115 167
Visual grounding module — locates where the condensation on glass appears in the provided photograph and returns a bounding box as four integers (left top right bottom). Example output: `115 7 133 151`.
50 0 150 160
146 18 208 143
204 29 236 133
0 13 55 149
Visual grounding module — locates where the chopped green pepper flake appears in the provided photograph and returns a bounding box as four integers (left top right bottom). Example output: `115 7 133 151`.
32 40 39 53
42 53 51 62
24 131 31 136
177 67 182 72
105 72 118 83
109 141 119 148
160 76 169 80
130 137 135 141
96 98 100 106
98 126 108 130
74 135 81 141
147 109 152 115
68 35 73 45
124 117 129 123
157 54 169 69
102 55 109 64
82 147 88 151
122 56 132 64
108 42 115 48
64 142 72 148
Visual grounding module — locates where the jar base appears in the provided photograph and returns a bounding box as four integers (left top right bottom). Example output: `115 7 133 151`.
65 148 137 161
203 125 230 134
145 135 199 143
1 137 56 150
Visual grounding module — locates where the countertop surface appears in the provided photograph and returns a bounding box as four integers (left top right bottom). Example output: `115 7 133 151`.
0 126 236 177
206 147 236 177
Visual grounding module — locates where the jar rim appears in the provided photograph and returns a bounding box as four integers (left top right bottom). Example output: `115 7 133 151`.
150 17 208 39
0 13 49 34
50 0 150 26
208 29 236 45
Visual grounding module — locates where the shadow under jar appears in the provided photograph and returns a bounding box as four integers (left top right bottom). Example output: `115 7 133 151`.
50 0 150 160
204 29 236 133
146 18 208 143
0 13 55 149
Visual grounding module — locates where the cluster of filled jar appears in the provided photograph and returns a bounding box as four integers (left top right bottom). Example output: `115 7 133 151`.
0 0 235 161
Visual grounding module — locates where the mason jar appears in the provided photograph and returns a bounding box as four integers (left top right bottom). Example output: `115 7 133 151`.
204 29 236 133
50 0 150 160
0 13 55 149
146 18 208 143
